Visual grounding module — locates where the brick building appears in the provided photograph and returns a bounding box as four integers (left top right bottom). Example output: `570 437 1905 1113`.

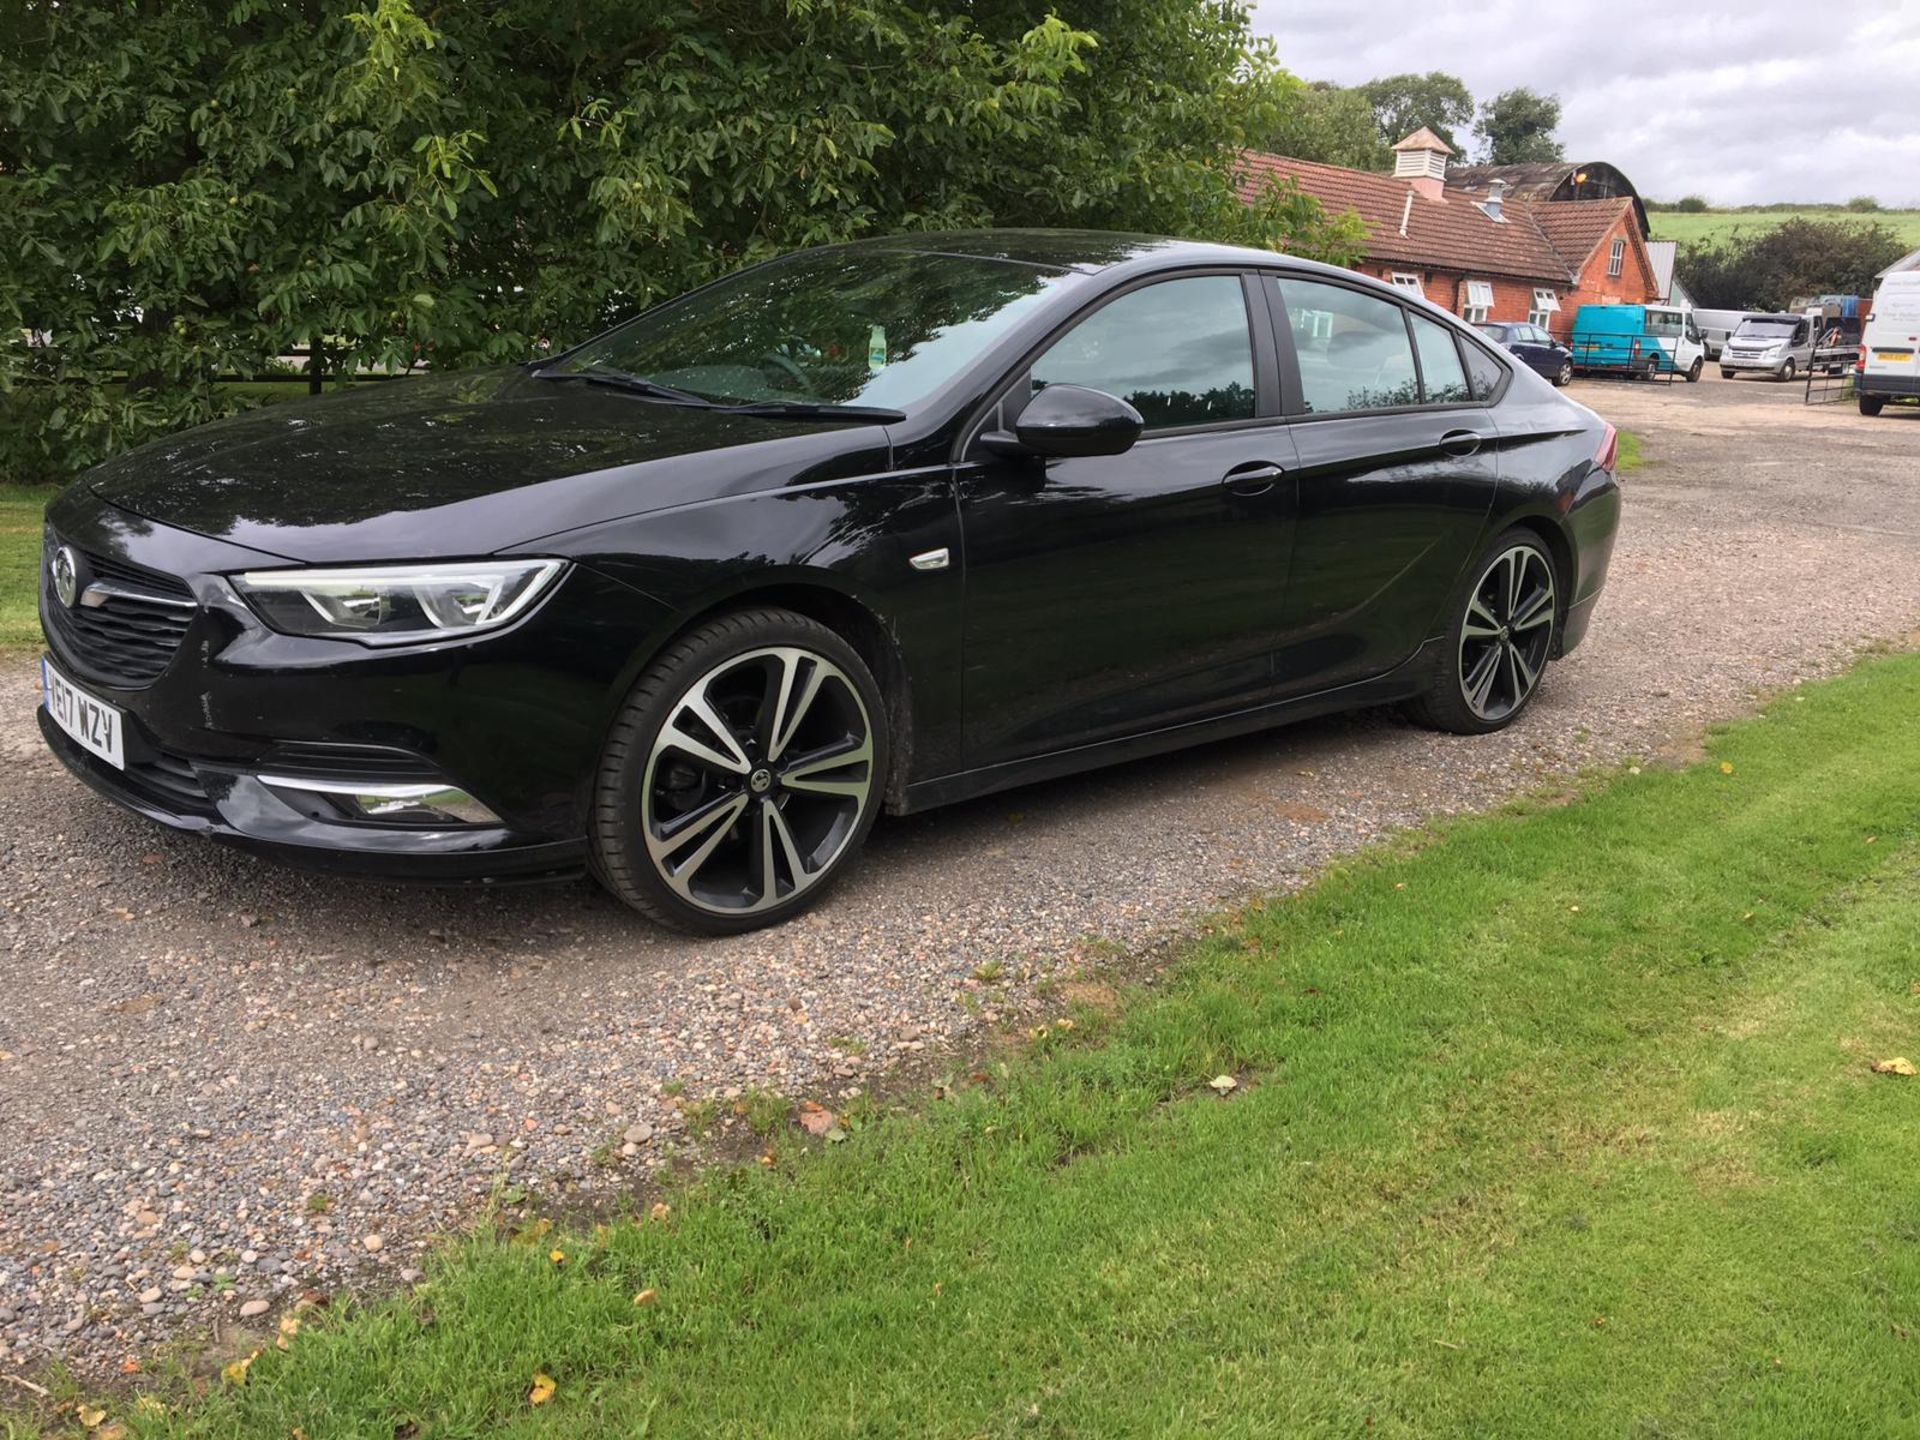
1238 131 1660 340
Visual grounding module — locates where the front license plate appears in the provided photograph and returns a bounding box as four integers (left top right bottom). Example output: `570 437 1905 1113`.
42 658 125 769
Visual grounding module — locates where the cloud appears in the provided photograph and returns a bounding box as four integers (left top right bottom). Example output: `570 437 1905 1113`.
1246 0 1920 204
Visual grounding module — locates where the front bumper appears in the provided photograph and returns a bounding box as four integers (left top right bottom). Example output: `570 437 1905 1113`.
36 489 676 883
1719 352 1790 374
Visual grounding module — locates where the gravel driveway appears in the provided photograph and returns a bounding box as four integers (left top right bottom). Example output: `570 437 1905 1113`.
3 375 1917 1374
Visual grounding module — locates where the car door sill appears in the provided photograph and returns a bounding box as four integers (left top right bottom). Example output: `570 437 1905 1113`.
894 640 1437 815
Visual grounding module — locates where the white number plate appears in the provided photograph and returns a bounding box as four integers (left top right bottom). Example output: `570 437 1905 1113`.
42 658 125 770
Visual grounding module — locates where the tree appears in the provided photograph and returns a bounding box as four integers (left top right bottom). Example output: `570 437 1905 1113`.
1257 80 1390 170
1476 88 1564 165
0 0 1363 482
1674 219 1907 309
1355 72 1474 152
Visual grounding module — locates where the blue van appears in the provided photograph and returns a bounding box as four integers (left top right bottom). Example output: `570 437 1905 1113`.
1570 304 1706 381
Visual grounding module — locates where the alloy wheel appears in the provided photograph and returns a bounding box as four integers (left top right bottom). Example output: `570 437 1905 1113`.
1457 544 1555 723
641 646 874 916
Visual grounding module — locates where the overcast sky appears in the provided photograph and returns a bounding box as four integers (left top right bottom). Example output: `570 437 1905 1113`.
1247 0 1920 205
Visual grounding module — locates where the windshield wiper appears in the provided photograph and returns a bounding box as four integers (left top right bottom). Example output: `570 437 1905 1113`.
529 363 713 408
721 400 905 423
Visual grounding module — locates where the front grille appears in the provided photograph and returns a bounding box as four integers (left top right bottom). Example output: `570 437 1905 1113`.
128 746 211 808
43 534 197 688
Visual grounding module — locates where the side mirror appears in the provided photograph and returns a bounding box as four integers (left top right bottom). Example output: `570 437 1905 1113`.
983 384 1144 459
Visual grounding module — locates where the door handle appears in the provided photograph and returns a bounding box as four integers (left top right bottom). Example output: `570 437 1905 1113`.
1438 429 1483 458
1222 462 1285 498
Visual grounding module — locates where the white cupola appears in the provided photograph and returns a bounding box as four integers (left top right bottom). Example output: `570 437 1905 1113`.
1391 127 1454 201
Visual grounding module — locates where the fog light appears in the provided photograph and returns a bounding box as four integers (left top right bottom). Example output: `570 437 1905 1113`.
257 775 502 826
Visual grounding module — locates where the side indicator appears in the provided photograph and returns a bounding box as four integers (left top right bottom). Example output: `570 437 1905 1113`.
909 548 950 572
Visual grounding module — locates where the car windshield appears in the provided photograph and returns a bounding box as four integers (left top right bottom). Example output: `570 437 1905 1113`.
1734 319 1797 338
548 248 1078 409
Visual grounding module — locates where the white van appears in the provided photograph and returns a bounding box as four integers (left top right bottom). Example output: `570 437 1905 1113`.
1858 272 1920 416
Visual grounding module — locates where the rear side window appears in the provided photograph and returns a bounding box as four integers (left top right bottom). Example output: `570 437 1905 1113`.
1274 277 1419 413
1460 339 1506 400
1409 314 1471 404
1031 276 1255 429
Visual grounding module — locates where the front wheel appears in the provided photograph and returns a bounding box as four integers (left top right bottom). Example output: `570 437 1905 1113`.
590 608 889 934
1406 530 1557 736
1555 361 1573 387
1721 368 1736 380
1685 357 1703 383
1778 359 1797 383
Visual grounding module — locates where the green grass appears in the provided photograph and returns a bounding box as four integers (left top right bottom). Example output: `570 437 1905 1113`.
1649 207 1920 249
1615 429 1644 471
0 484 55 650
33 651 1920 1437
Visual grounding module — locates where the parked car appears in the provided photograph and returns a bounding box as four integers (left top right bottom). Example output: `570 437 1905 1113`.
38 232 1622 934
1691 307 1756 361
1570 303 1705 381
1719 313 1815 381
1857 271 1920 416
1476 321 1574 386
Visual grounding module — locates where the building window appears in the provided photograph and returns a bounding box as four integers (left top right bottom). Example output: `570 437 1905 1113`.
1608 237 1625 278
1528 288 1561 328
1461 279 1494 325
1388 272 1425 297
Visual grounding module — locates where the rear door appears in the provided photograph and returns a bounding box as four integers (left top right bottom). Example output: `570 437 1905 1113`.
1266 274 1500 693
1864 283 1920 393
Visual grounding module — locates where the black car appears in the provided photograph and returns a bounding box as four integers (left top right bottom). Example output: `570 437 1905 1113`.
39 232 1621 934
1477 321 1574 387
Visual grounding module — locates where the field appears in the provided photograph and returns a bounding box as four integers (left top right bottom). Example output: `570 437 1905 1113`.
1650 207 1920 249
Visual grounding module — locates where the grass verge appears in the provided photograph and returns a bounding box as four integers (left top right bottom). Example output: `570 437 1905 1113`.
23 655 1920 1438
0 485 56 651
1615 428 1644 471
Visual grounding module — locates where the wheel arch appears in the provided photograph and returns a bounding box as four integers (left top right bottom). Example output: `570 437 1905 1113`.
632 577 917 812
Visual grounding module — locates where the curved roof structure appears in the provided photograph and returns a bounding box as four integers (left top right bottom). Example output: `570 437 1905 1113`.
1445 161 1647 234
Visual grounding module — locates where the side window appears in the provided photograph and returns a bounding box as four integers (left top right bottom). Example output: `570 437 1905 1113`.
1409 314 1471 404
1460 338 1506 400
1031 276 1254 429
1274 277 1419 414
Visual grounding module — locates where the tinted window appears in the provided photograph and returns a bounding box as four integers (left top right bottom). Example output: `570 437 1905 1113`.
1410 314 1471 403
1460 339 1506 400
1275 278 1419 413
1032 276 1254 429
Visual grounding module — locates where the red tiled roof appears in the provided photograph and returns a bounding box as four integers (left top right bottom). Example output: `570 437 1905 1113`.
1238 152 1571 285
1522 197 1637 273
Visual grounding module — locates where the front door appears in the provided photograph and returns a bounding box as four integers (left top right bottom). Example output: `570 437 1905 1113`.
1266 275 1501 692
958 273 1298 767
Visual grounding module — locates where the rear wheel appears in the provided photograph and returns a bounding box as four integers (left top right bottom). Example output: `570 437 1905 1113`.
1406 529 1557 736
1860 395 1885 417
590 608 888 934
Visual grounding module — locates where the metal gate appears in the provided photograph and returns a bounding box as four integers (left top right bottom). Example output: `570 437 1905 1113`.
1803 345 1855 404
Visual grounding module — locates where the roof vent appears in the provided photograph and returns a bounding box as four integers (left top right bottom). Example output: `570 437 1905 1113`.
1479 178 1507 224
1392 128 1452 202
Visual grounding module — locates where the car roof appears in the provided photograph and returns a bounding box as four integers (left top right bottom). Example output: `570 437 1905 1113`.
839 228 1359 283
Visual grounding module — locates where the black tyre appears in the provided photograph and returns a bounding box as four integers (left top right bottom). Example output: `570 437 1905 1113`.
1721 368 1736 380
589 607 889 934
1860 395 1885 417
1406 529 1557 736
1778 359 1796 383
1685 357 1703 383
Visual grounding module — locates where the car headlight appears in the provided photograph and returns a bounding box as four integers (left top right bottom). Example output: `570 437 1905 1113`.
232 559 566 643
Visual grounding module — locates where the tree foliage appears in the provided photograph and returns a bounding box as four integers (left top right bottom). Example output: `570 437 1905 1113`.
1674 219 1908 310
0 0 1362 481
1475 87 1563 165
1355 71 1474 153
1256 79 1388 171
